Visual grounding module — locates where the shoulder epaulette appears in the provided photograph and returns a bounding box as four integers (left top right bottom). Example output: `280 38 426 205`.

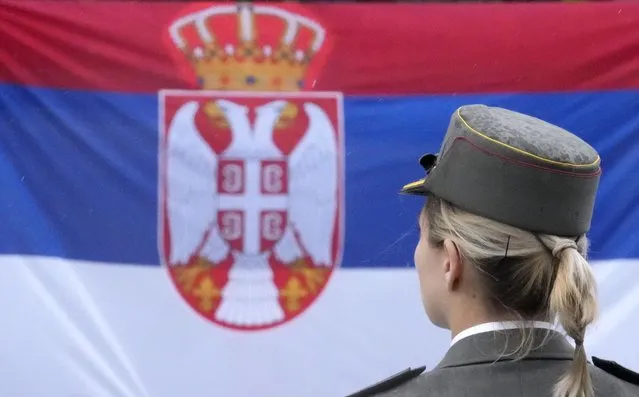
592 356 639 385
344 366 426 397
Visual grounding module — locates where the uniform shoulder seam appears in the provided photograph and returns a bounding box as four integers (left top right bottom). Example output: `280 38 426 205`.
592 356 639 385
344 366 426 397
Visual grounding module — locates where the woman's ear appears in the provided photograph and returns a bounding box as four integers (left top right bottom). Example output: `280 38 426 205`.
443 239 463 291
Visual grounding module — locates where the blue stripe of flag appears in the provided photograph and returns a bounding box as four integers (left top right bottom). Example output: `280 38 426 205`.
1 84 638 267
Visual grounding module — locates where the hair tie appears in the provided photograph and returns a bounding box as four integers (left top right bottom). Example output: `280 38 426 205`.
574 338 584 347
552 240 578 258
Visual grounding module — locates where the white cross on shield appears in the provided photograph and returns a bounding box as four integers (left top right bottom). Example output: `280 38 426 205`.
217 158 289 254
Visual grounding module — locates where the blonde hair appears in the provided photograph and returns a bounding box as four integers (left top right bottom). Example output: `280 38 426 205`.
425 197 598 397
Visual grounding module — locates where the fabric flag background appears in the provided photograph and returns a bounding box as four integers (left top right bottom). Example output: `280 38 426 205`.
1 2 639 397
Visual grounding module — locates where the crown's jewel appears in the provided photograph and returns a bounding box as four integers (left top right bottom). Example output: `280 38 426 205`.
169 4 326 91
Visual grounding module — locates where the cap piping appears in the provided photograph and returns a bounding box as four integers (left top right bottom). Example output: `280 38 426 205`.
456 108 601 168
401 178 425 190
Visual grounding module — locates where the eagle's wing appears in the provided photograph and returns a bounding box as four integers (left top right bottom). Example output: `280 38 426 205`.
166 101 229 266
274 102 338 266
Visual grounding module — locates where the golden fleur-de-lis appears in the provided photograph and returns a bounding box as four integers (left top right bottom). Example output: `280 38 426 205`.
289 258 329 295
295 267 328 295
280 276 308 313
174 258 211 293
192 277 221 313
175 268 202 293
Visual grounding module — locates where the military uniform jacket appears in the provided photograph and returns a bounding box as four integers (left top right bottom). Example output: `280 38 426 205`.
347 329 639 397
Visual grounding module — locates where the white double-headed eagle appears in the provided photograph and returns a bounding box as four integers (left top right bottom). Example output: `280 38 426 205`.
164 98 338 326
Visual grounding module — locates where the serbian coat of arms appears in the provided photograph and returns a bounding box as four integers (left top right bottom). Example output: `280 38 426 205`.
158 3 344 331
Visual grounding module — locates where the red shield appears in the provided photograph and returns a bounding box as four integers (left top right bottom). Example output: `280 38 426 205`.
158 90 344 331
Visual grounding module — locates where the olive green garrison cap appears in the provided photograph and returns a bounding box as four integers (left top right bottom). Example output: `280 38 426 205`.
401 105 602 236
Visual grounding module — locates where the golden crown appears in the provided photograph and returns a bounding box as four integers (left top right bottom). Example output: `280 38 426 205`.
169 4 326 91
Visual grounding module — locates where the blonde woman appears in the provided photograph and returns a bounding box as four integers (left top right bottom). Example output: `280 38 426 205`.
348 105 639 397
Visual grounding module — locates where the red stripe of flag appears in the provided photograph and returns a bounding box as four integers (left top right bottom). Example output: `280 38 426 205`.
1 1 639 94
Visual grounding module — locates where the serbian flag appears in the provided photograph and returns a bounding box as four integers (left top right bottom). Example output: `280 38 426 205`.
0 2 638 397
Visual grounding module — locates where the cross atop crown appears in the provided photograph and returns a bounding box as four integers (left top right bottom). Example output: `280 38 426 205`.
168 3 326 91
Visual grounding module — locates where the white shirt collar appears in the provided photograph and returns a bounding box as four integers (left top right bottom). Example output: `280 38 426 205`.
450 321 556 347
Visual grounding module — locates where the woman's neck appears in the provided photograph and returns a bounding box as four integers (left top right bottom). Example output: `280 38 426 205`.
447 296 489 335
448 301 552 342
446 297 529 341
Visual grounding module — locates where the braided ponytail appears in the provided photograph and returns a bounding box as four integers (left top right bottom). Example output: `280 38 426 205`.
539 235 598 397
